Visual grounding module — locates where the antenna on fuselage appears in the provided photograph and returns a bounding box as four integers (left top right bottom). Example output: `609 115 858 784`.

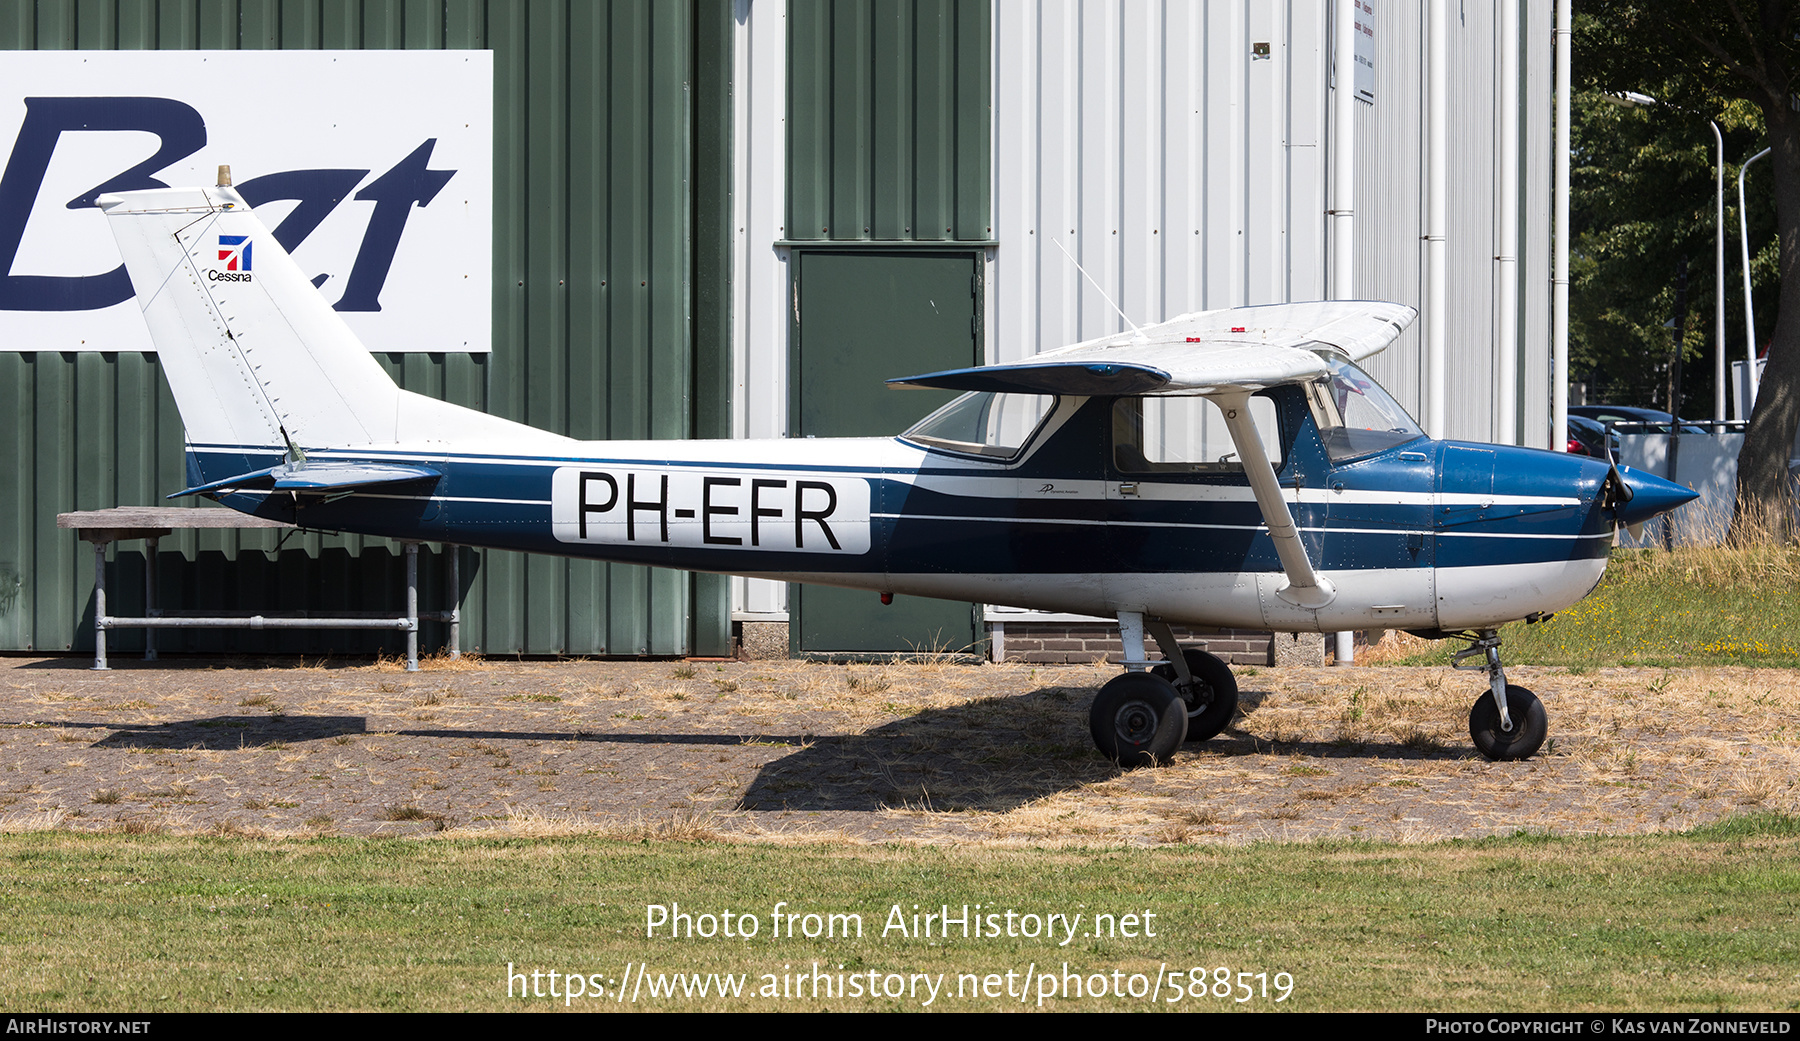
1053 238 1146 343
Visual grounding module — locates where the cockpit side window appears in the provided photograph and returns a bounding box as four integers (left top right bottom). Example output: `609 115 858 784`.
1112 393 1284 474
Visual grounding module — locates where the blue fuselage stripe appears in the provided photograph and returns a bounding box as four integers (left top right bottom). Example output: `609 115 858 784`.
187 441 1614 577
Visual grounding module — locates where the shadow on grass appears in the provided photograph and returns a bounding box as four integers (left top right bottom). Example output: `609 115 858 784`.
24 682 1470 810
41 716 837 751
76 715 370 748
734 685 1472 813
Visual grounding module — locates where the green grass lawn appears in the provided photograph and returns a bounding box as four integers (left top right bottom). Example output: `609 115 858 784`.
1403 546 1800 668
2 816 1797 1012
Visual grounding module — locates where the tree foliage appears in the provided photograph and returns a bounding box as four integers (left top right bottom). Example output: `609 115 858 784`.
1570 88 1776 412
1577 0 1800 539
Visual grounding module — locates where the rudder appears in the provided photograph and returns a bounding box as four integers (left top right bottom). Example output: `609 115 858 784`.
99 182 403 458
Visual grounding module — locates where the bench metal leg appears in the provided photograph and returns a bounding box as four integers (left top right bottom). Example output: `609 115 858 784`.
144 535 159 661
448 545 461 660
91 541 109 671
405 542 420 672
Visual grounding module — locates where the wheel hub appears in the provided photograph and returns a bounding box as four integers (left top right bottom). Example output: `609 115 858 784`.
1179 680 1212 710
1114 700 1159 745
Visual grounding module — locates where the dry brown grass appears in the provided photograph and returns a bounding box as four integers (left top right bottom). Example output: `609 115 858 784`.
4 655 1798 845
447 805 725 842
1617 537 1800 587
1356 630 1441 664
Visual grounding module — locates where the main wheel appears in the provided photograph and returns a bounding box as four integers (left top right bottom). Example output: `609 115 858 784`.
1152 648 1240 742
1468 685 1548 761
1089 673 1188 767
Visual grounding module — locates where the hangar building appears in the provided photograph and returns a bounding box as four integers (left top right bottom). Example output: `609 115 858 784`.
0 0 1554 660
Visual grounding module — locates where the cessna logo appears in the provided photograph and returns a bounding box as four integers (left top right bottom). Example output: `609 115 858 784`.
550 467 872 554
210 235 252 280
217 234 251 270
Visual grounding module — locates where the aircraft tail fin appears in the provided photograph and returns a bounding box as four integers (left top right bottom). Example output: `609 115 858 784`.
98 183 403 454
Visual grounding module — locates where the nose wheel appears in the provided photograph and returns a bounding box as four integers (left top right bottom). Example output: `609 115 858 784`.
1453 629 1548 760
1469 684 1547 760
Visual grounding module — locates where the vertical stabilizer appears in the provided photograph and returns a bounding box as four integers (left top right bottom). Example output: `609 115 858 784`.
99 185 402 452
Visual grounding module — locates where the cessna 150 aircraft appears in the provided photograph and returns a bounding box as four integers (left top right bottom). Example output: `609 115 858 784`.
98 179 1697 767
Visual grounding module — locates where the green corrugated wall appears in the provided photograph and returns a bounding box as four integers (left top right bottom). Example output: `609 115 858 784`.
786 0 990 244
779 0 991 656
0 0 733 657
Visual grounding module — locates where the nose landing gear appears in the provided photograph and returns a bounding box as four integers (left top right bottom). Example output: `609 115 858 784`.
1453 629 1548 760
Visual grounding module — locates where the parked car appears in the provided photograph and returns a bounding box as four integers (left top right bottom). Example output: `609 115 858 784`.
1569 405 1709 435
1566 414 1621 460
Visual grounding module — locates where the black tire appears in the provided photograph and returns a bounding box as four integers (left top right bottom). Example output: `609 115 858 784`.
1152 648 1240 742
1468 685 1548 761
1089 673 1188 767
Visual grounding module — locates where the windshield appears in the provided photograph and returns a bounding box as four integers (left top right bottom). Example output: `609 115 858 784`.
902 391 1056 460
1306 356 1426 463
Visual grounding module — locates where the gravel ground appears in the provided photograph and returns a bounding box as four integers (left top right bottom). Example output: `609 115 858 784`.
2 653 1796 844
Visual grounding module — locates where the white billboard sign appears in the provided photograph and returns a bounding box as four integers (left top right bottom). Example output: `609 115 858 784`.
0 51 492 353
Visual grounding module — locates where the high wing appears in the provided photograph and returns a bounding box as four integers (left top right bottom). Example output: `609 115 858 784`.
888 300 1417 396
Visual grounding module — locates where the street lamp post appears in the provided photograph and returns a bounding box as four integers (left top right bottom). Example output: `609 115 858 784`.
1739 146 1770 412
1609 92 1727 430
1711 120 1725 431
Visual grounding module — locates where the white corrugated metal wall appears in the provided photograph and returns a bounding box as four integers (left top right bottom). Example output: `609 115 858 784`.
1520 0 1555 449
1349 0 1552 448
989 0 1551 446
1351 0 1425 415
731 0 789 618
990 1 1329 363
730 0 1554 619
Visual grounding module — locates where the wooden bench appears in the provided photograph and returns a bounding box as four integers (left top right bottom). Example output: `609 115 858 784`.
56 507 460 671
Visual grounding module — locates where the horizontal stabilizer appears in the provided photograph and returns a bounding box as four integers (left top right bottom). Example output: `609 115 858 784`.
170 462 442 499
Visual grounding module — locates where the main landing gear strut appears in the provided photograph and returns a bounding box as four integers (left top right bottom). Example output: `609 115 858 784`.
1452 629 1548 761
1088 612 1240 767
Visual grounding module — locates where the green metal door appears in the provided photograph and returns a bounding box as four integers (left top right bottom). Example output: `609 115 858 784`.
791 250 981 657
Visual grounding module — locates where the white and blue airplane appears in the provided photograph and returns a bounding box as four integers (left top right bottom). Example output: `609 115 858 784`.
97 177 1697 767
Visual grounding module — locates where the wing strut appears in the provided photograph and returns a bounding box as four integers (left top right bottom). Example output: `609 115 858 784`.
1213 391 1336 609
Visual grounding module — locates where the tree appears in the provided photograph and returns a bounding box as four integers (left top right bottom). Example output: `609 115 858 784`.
1570 89 1776 414
1578 0 1800 540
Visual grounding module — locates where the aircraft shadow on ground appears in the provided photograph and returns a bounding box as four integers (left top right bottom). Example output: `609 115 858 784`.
737 684 1116 813
735 685 1472 813
58 716 816 751
77 715 370 749
34 684 1465 801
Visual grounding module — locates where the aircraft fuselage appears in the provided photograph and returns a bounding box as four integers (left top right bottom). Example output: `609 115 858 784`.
199 388 1622 635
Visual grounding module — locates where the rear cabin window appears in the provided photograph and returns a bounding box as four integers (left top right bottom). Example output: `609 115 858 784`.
1112 394 1283 474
